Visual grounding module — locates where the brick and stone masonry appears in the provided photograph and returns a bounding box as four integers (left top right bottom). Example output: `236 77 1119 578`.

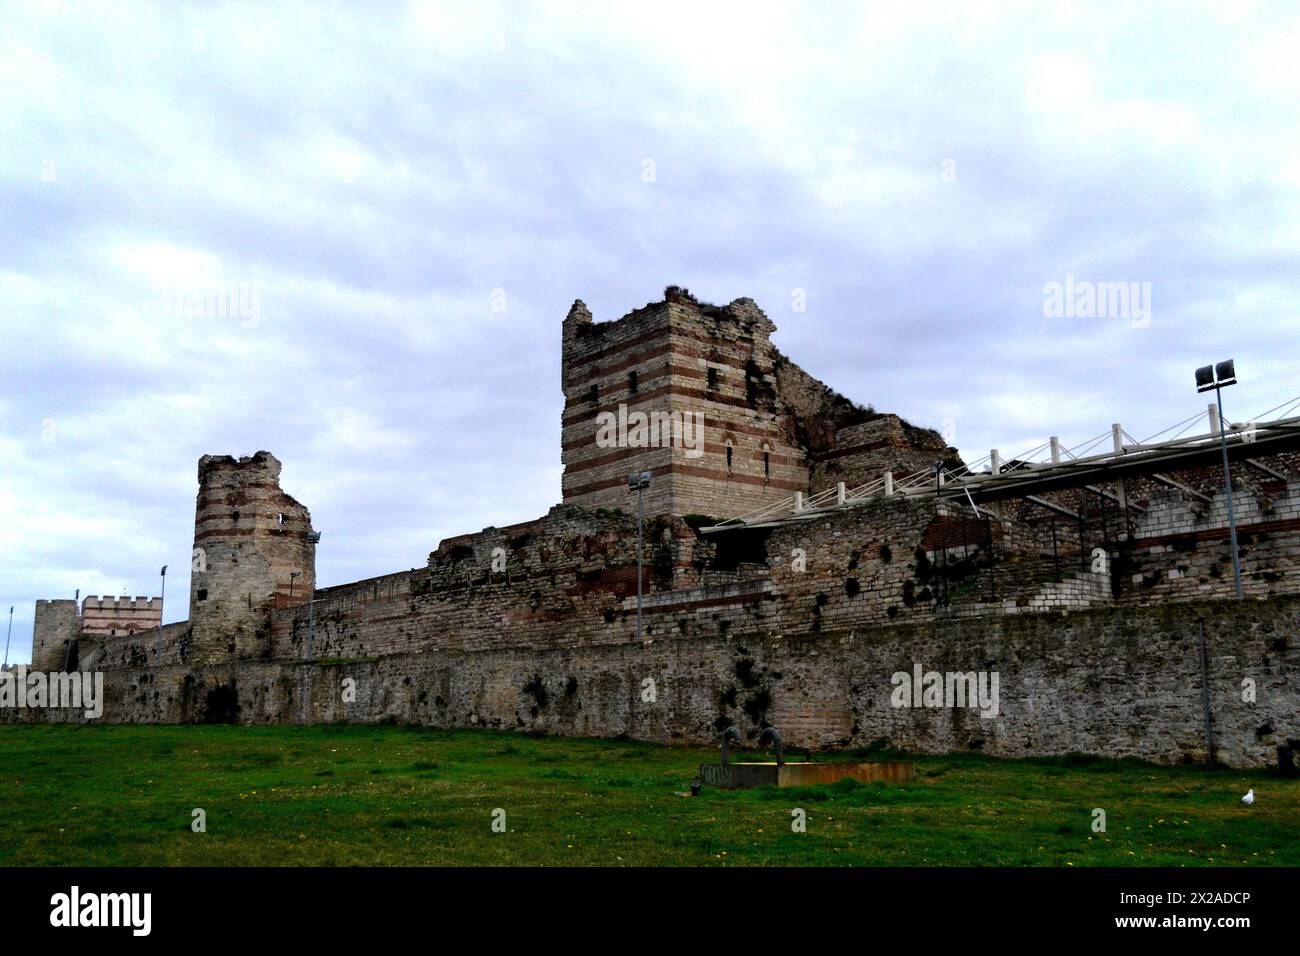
18 288 1300 769
79 596 162 639
30 600 78 671
560 287 952 519
189 451 315 664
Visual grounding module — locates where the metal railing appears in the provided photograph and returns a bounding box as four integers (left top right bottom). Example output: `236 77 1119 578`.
705 397 1300 531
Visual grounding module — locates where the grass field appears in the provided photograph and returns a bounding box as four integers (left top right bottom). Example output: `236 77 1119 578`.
0 724 1295 866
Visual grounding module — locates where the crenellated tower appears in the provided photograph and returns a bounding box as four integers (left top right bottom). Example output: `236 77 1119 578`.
79 595 162 638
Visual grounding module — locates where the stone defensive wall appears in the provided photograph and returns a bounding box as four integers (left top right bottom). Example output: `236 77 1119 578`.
17 290 1300 771
268 507 690 660
256 465 1300 670
20 594 1298 770
260 495 1006 666
17 478 1291 769
77 621 192 672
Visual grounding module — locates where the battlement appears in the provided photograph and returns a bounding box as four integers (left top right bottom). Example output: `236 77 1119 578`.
79 594 163 639
190 448 316 663
81 596 158 608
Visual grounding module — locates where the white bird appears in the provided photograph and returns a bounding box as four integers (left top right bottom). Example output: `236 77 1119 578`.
1241 789 1255 806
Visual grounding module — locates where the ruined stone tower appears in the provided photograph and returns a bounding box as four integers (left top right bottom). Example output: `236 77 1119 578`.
561 287 952 519
31 599 79 671
561 289 812 518
189 451 315 664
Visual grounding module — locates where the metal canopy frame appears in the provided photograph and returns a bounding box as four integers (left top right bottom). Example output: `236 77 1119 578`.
701 412 1300 534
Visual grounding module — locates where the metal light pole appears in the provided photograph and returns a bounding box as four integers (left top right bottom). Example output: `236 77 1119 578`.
3 605 12 670
158 565 167 632
1196 360 1243 600
629 471 652 642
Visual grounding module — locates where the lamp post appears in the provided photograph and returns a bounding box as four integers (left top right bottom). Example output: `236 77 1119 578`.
1196 360 1243 600
304 531 321 658
154 564 168 662
3 605 12 670
628 471 652 642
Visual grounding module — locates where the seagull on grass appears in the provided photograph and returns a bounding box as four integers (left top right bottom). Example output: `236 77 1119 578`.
1241 788 1255 806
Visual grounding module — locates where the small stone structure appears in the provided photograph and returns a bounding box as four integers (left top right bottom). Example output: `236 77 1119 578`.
79 597 162 640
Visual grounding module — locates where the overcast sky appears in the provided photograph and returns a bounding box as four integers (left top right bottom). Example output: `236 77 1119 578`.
2 1 1298 659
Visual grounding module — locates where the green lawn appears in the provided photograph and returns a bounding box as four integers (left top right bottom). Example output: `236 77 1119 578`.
0 724 1294 866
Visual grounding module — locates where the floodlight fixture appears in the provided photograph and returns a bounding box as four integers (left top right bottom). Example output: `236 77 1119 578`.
1195 360 1243 598
1196 359 1236 393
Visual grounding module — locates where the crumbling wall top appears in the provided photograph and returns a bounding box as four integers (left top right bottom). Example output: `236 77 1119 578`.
197 450 282 483
565 299 592 324
81 596 158 608
566 287 775 338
